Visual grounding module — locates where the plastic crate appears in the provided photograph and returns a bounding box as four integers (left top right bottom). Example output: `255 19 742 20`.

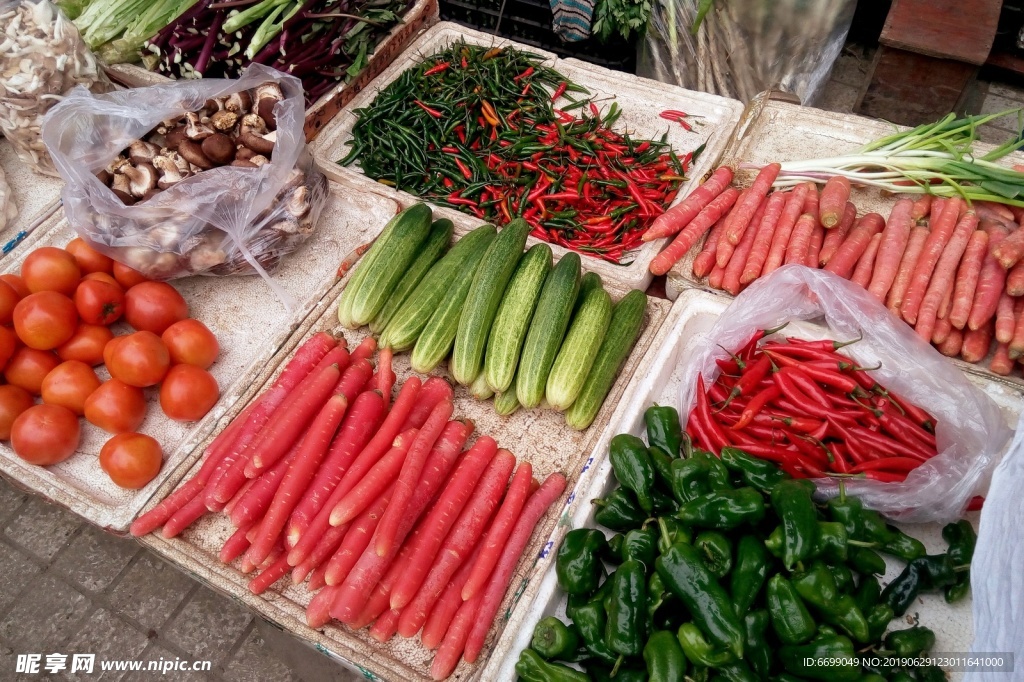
439 0 637 72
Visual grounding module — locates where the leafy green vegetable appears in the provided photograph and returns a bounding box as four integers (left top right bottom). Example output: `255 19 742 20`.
592 0 652 43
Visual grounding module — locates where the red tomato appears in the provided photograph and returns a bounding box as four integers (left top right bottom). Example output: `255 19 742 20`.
10 404 80 465
162 319 219 369
57 324 114 366
74 279 125 326
84 379 146 434
112 262 149 290
0 385 34 440
41 360 101 416
5 348 60 395
99 432 162 489
0 280 21 325
21 247 81 296
65 238 114 275
0 326 17 372
124 282 189 335
12 291 78 350
159 364 219 422
106 331 170 387
0 274 30 299
83 272 123 290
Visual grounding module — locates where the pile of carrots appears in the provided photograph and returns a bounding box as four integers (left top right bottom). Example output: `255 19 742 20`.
647 164 1024 377
130 332 566 680
690 329 940 482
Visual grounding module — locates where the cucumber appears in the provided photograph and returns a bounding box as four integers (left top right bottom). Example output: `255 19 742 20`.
469 372 495 400
516 253 581 408
370 219 452 335
338 203 432 328
493 387 521 416
565 289 647 430
545 286 613 411
483 243 552 393
380 224 496 351
451 219 531 386
410 234 493 374
573 272 603 317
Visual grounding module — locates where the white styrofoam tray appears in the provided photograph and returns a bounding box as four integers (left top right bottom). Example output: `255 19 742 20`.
0 173 401 532
310 21 745 294
497 288 1021 682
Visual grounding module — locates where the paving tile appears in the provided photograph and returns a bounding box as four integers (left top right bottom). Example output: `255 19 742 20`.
163 586 252 667
109 553 196 632
980 91 1024 118
0 478 29 522
986 81 1024 101
61 609 150 682
4 497 81 561
977 123 1020 145
53 526 139 593
0 573 90 651
0 541 42 612
223 627 301 682
817 81 859 114
120 643 215 682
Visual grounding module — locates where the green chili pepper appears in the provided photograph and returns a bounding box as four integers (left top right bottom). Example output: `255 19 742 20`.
556 529 607 594
620 527 658 569
791 561 870 642
716 660 758 682
866 603 894 642
657 543 745 658
695 449 733 490
945 579 971 603
515 649 589 682
568 599 618 665
651 487 678 514
606 534 625 564
676 622 735 667
593 488 646 531
695 531 733 579
657 516 692 554
720 447 788 493
648 446 676 492
646 405 683 457
676 487 766 530
604 559 646 656
942 520 976 603
743 610 772 680
853 575 882 613
885 626 936 656
531 617 580 661
829 564 854 594
644 629 687 682
671 456 711 504
610 434 657 514
815 624 839 638
778 635 861 681
771 479 819 570
730 535 769 618
767 574 817 645
878 527 927 562
860 675 887 682
849 546 887 575
809 521 848 563
647 571 668 626
826 496 865 538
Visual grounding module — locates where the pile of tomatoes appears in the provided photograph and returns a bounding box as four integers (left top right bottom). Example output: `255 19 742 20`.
0 238 221 490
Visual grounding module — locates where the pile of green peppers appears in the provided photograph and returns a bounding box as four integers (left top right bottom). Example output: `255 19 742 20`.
514 406 977 682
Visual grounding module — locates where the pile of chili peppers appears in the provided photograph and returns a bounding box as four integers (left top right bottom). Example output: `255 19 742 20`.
339 40 699 263
688 327 940 482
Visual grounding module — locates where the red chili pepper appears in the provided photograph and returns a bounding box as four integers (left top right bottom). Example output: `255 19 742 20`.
864 470 908 483
719 354 773 410
776 368 831 408
447 192 477 207
876 399 936 447
441 146 459 154
454 158 472 180
848 426 930 462
413 100 443 118
694 375 729 453
456 126 467 144
442 177 454 188
886 390 936 433
461 55 468 68
763 413 823 435
731 385 782 431
551 82 568 100
847 457 921 475
784 334 863 353
423 62 450 76
543 191 579 202
967 496 984 511
716 357 742 376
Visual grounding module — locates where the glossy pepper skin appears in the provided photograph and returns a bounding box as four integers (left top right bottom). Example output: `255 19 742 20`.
515 649 589 682
866 603 894 642
829 563 854 594
647 571 668 627
593 487 646 531
646 405 683 457
809 521 848 563
716 660 759 682
583 663 648 682
730 535 769 618
943 520 976 603
849 546 887 575
853 575 882 613
610 434 657 514
657 516 691 554
676 622 735 667
767 574 816 645
885 626 936 656
670 456 710 504
566 582 618 666
916 664 948 682
695 531 733 578
792 561 870 642
697 449 734 490
644 629 687 682
882 555 955 617
604 559 646 656
677 487 766 530
619 527 657 569
743 609 772 679
531 617 580 661
556 529 607 595
648 446 675 492
771 479 819 570
657 543 745 658
720 447 787 493
778 635 861 681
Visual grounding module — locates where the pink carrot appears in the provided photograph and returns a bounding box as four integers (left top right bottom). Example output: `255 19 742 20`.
642 166 734 242
422 543 485 649
1007 260 1024 296
230 441 302 528
852 233 882 289
332 358 374 402
866 198 914 301
724 163 780 246
248 555 291 595
886 225 930 314
311 345 351 377
692 219 726 279
819 202 857 267
376 346 395 406
932 315 953 346
131 477 205 537
961 323 994 363
911 194 932 222
350 336 377 363
722 198 768 295
325 481 398 586
784 213 817 267
968 228 1011 331
369 608 402 642
716 188 747 268
824 213 885 279
974 201 1016 226
915 211 979 342
995 293 1017 344
902 198 964 324
949 229 989 329
806 223 825 269
936 327 964 357
329 429 418 527
992 227 1024 270
990 342 1014 375
649 187 741 275
761 184 809 277
802 181 819 222
308 563 328 591
220 523 254 564
740 192 786 284
462 472 568 664
1009 300 1024 358
819 177 850 228
430 596 477 680
707 263 726 290
306 584 340 628
401 376 455 431
161 494 208 539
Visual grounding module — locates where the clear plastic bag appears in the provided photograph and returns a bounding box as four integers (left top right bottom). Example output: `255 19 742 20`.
638 0 855 105
0 0 112 176
676 265 1011 523
41 64 327 307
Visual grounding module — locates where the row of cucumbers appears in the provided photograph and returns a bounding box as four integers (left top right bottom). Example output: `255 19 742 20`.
337 204 647 429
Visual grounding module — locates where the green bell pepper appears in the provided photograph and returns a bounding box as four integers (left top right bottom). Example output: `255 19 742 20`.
865 603 894 642
720 446 787 493
771 479 819 570
677 487 766 530
792 561 869 642
743 609 772 680
853 575 882 613
695 531 733 579
593 487 647 531
730 535 769 618
644 629 687 682
694 449 733 490
566 584 618 665
829 564 854 594
604 559 646 656
657 516 692 554
649 446 676 492
809 521 848 563
778 635 861 681
610 434 657 514
942 520 976 603
671 456 711 504
848 546 886 576
515 649 589 682
531 617 580 661
885 626 936 656
556 529 607 595
620 527 658 568
767 574 816 645
646 405 683 457
677 622 735 667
